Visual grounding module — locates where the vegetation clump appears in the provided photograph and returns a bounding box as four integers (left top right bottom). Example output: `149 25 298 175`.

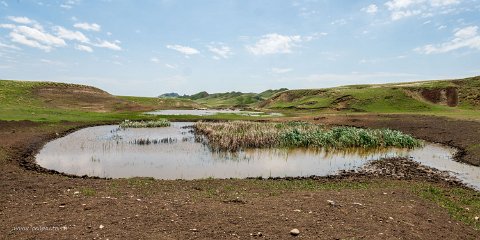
119 119 171 128
194 121 422 151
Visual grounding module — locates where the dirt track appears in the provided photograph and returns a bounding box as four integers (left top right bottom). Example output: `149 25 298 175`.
0 116 479 239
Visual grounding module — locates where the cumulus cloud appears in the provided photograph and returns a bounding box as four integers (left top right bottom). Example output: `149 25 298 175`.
166 44 200 55
271 68 293 74
150 57 160 63
9 32 52 51
207 43 232 59
385 0 460 20
7 16 33 24
415 26 480 54
54 26 89 43
362 4 378 14
75 44 93 52
246 33 304 55
94 40 122 51
74 22 101 32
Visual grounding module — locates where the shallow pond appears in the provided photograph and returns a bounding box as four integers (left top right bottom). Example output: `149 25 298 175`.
36 123 480 189
145 109 282 117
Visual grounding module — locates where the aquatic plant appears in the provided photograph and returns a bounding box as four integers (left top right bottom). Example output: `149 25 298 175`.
119 119 171 128
194 121 422 151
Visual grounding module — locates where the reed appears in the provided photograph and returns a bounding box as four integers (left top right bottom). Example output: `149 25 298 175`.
194 121 422 151
119 119 171 128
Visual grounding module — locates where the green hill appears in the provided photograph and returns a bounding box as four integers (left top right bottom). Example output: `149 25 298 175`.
0 80 199 121
182 88 288 108
258 76 480 113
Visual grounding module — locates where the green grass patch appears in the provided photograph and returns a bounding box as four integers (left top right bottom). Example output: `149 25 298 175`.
80 187 97 196
414 184 480 230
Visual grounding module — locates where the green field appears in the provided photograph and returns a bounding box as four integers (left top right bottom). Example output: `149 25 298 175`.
1 76 480 122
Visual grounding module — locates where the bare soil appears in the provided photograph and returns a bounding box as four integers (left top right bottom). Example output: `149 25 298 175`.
0 116 479 239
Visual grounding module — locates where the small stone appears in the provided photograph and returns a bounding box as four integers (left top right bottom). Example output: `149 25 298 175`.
327 200 336 206
74 191 80 195
189 228 198 232
136 199 142 201
290 228 300 236
475 216 479 221
293 209 301 212
99 225 104 229
388 217 394 220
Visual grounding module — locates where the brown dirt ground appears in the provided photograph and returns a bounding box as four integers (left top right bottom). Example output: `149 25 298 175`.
0 116 479 239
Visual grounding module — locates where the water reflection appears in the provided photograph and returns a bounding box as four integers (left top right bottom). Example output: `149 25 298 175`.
35 123 480 189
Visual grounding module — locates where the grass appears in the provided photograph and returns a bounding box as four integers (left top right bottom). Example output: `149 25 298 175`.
119 119 171 128
194 121 422 151
414 184 480 230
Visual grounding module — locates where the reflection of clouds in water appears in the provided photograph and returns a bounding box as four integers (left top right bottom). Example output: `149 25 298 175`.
35 123 480 189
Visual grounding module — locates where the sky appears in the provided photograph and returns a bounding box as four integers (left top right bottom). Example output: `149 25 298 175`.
0 0 479 96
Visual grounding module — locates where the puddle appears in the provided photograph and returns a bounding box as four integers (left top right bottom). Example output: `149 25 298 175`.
35 123 480 189
145 109 283 117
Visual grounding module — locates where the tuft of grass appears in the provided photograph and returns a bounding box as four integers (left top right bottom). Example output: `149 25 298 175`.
194 121 422 151
119 119 171 128
80 187 96 196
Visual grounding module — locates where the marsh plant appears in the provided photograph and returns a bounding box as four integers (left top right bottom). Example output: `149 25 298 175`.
119 119 171 128
194 121 422 151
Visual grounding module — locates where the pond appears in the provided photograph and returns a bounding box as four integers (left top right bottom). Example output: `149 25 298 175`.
145 109 283 117
35 122 480 189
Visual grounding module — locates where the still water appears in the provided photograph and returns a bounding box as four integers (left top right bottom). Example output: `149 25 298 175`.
146 109 283 117
35 122 480 189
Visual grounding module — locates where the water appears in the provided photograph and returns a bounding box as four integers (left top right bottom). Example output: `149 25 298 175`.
35 123 480 189
145 109 283 117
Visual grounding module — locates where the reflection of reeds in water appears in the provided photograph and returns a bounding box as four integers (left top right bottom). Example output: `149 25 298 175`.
194 121 423 151
129 138 178 145
119 119 171 128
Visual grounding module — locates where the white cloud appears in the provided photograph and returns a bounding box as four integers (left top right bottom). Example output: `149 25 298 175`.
246 33 302 55
0 41 20 50
74 22 101 32
415 26 480 54
166 44 200 55
207 43 232 59
362 4 378 14
9 32 52 51
14 26 66 47
54 26 89 43
150 57 160 63
385 0 460 20
271 68 293 74
75 44 93 52
1 1 8 7
94 40 122 51
7 16 33 24
0 24 16 29
165 63 177 69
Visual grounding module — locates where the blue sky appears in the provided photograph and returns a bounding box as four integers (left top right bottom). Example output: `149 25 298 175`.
0 0 479 96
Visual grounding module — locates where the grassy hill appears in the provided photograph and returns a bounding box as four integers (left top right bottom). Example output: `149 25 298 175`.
0 80 198 121
259 76 480 114
181 88 288 108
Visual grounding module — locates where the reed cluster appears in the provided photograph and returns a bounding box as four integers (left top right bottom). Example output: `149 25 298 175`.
194 121 422 151
119 119 171 128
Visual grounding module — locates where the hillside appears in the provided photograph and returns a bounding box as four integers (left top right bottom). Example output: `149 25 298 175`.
180 88 288 108
0 80 198 121
259 76 480 113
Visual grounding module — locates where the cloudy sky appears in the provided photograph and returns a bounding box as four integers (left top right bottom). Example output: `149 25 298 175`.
0 0 479 96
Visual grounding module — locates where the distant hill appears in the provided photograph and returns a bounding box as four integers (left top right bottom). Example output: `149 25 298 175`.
258 76 480 112
0 80 201 121
159 92 181 98
178 89 289 108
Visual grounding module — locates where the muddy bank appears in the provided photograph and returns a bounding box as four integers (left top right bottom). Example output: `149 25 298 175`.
1 118 479 239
